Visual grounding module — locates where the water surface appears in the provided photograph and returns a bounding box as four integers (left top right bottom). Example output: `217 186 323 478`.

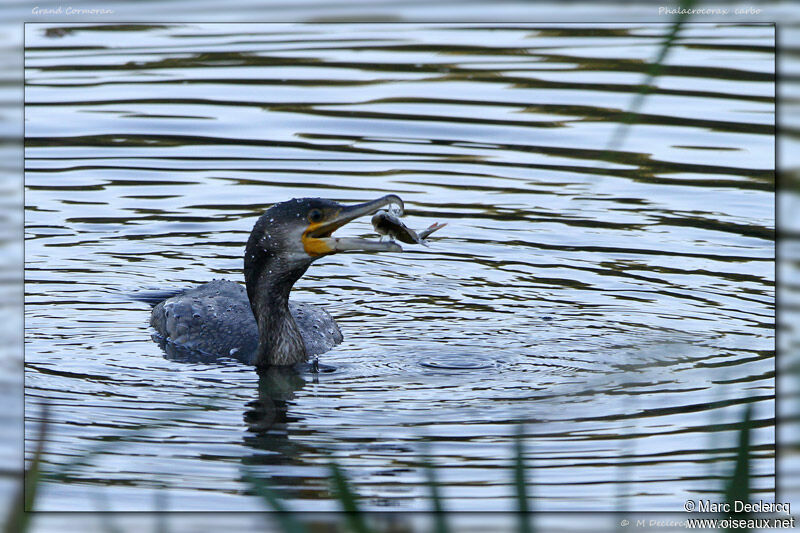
24 22 775 512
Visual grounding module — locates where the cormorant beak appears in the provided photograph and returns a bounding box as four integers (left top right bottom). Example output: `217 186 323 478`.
303 195 405 257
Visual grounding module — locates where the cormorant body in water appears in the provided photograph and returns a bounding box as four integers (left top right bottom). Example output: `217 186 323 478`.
150 195 403 367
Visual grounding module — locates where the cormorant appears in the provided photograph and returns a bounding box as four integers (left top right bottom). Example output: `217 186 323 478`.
150 195 404 367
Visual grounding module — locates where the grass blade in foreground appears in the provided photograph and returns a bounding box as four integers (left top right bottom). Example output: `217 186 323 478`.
514 426 533 533
328 459 372 533
421 441 449 533
606 0 695 150
724 404 754 533
4 403 48 533
242 470 309 533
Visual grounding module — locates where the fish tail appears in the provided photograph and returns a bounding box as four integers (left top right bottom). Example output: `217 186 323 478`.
418 222 447 240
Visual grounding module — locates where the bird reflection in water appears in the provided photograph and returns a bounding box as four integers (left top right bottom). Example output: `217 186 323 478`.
244 366 306 434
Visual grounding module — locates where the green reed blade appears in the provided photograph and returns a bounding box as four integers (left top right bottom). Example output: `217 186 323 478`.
242 470 309 533
724 404 753 533
420 440 449 533
327 459 372 533
4 403 48 533
606 0 695 151
514 426 533 533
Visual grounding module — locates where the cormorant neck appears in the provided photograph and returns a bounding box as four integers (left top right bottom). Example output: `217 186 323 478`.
244 243 310 367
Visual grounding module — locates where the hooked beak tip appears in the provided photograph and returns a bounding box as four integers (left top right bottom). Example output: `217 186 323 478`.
302 195 405 256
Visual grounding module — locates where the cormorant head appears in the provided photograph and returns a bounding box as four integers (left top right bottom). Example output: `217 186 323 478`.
246 195 405 271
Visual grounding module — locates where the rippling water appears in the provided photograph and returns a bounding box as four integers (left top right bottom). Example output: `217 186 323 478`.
24 22 774 512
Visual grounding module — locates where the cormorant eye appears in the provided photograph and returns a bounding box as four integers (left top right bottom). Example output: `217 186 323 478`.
308 209 324 223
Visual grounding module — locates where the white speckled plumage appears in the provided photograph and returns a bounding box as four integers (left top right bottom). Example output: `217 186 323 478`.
151 279 342 365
